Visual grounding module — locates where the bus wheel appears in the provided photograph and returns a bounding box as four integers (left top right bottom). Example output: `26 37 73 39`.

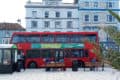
46 67 50 71
28 62 37 68
78 61 85 68
72 61 78 71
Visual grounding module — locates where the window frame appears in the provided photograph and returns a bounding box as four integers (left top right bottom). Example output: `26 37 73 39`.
44 21 50 28
94 15 99 22
56 11 60 18
84 15 89 22
94 2 98 8
67 21 73 28
67 11 72 18
45 11 49 18
55 21 61 29
32 11 37 17
31 21 38 28
107 15 114 22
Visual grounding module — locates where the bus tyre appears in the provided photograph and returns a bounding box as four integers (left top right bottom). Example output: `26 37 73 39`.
78 61 85 68
72 61 78 71
46 67 50 71
28 62 37 68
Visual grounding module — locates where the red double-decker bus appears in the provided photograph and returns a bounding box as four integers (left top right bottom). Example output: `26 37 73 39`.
10 32 99 71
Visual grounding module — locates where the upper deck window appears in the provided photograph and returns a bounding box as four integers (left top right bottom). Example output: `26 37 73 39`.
12 35 26 43
85 34 97 42
71 35 84 43
41 35 54 43
27 35 40 43
56 35 69 43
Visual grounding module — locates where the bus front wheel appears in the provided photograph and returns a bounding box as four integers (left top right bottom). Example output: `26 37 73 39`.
78 61 85 68
72 61 78 71
28 62 37 68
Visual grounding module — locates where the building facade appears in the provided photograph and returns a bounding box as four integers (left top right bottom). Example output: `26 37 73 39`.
0 23 25 44
25 0 79 32
78 0 120 41
25 0 120 42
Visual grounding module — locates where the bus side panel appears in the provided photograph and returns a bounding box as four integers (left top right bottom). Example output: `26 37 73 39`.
25 58 46 68
64 58 73 67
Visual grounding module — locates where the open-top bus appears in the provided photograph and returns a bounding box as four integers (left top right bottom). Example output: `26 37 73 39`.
10 32 100 71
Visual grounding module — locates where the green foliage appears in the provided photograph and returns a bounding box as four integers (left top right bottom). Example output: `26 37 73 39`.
103 10 120 70
105 49 120 70
103 26 120 70
104 26 120 45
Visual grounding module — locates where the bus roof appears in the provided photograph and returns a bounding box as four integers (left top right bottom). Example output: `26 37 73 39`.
0 44 17 49
12 32 98 35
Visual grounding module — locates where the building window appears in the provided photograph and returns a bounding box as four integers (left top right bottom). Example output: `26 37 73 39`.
44 21 50 28
32 11 37 17
45 11 49 18
55 21 61 28
94 2 98 8
106 2 113 8
2 38 9 44
5 31 10 37
31 21 38 28
107 15 114 22
84 15 89 22
94 15 99 22
67 21 73 28
85 2 89 7
56 12 60 18
83 27 91 31
67 11 72 18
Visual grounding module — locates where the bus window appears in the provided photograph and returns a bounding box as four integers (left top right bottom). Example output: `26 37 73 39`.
0 50 2 64
56 35 69 43
27 35 40 43
27 50 40 58
12 35 26 43
41 50 51 58
59 51 64 58
85 34 97 42
71 35 84 43
71 49 87 58
12 35 19 43
71 50 79 57
83 50 88 57
3 50 11 65
41 35 54 43
64 50 71 58
79 50 84 57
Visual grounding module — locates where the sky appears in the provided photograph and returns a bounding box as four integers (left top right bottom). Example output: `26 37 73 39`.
0 0 73 28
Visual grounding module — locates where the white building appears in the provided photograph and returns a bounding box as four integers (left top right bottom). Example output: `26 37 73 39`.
25 0 120 42
78 0 120 41
25 0 79 32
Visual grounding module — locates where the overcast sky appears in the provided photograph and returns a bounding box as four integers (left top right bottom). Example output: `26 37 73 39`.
0 0 73 27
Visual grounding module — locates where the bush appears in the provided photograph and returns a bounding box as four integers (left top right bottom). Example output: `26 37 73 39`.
106 49 120 70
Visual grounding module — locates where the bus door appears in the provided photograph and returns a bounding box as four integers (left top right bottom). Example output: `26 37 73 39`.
55 50 64 63
64 49 73 67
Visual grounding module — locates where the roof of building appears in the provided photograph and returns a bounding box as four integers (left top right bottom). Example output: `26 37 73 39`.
0 23 25 30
